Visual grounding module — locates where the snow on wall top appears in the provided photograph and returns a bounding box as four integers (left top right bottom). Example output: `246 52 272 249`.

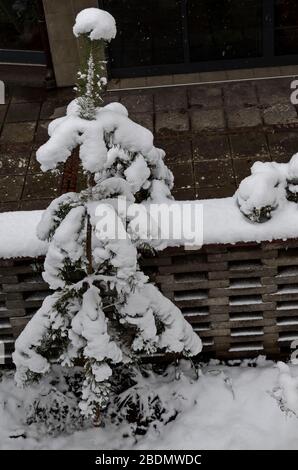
73 8 116 41
0 211 47 259
1 197 298 259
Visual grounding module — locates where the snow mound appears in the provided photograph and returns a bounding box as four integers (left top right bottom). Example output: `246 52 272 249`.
236 157 298 222
3 360 298 449
0 210 47 259
73 8 116 42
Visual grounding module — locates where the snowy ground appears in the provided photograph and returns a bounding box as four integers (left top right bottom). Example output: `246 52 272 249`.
1 357 298 450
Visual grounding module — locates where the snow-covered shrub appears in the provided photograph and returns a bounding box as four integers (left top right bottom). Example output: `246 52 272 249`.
235 155 298 223
13 7 201 426
109 364 193 437
272 362 298 417
236 161 286 223
286 153 298 203
25 366 86 436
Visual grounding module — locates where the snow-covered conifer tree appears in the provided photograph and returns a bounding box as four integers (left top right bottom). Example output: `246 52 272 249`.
13 7 201 422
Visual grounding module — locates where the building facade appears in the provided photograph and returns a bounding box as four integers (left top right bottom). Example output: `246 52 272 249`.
0 0 298 87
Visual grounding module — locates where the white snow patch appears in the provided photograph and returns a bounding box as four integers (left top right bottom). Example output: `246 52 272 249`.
0 211 47 259
3 360 298 449
73 8 116 41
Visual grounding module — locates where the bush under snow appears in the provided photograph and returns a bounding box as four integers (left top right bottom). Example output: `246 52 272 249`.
236 155 298 222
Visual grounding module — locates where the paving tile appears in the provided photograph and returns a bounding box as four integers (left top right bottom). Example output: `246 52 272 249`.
28 148 42 173
23 172 62 199
35 120 51 143
195 185 236 199
0 143 31 175
6 102 40 123
129 112 154 133
0 122 36 143
40 101 67 120
3 84 12 104
120 92 153 113
188 85 223 109
0 175 24 201
230 132 269 159
155 111 189 134
256 78 293 105
223 82 257 107
166 162 194 189
154 88 187 112
262 103 298 126
194 159 234 188
253 67 281 78
146 75 174 87
200 71 228 82
190 108 225 131
19 199 53 210
107 79 121 91
158 139 192 164
227 106 262 129
268 131 298 162
0 202 19 213
233 155 271 185
192 135 230 161
172 187 196 201
173 73 201 84
10 86 46 103
45 87 75 102
119 77 148 89
0 105 7 124
2 76 298 212
280 65 298 76
226 69 255 80
103 93 120 106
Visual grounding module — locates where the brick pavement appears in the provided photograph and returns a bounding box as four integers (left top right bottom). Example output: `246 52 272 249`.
1 77 298 212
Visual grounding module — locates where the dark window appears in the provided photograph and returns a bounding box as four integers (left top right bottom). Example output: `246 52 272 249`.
99 0 298 77
0 0 43 52
187 0 263 62
275 0 298 55
103 0 184 69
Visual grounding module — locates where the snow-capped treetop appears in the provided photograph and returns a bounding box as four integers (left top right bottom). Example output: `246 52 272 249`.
73 8 116 41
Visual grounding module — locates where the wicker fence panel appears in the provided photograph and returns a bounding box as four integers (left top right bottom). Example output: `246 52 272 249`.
2 239 298 364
